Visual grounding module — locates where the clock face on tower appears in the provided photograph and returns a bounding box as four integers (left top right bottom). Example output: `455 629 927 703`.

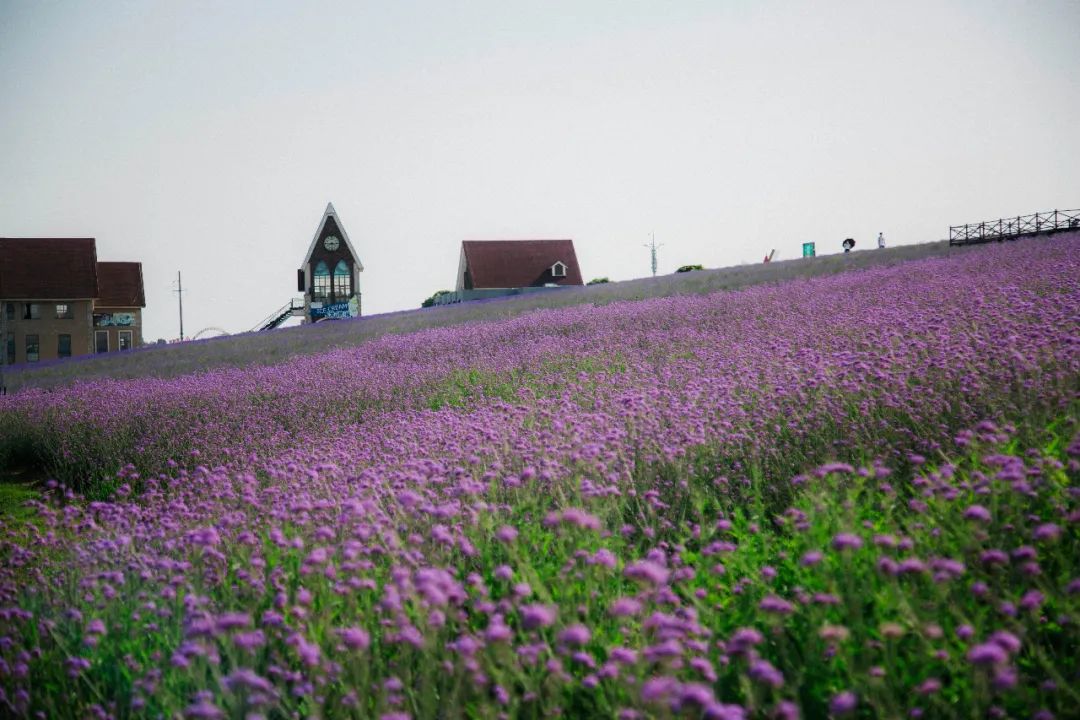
323 235 340 251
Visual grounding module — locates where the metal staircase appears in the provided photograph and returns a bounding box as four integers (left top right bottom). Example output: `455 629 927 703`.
253 299 305 332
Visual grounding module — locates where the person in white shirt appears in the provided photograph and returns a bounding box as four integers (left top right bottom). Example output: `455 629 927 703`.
877 232 886 249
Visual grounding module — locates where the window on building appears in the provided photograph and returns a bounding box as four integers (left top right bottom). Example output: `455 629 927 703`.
22 303 40 320
551 261 567 277
333 260 351 298
26 334 39 362
56 303 73 319
5 334 13 365
58 334 71 358
313 261 331 298
95 330 109 354
4 303 13 321
119 330 132 351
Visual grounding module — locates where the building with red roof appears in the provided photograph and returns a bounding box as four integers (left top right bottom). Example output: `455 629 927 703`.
0 238 145 366
439 239 583 304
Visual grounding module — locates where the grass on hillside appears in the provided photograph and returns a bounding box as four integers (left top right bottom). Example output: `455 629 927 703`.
3 240 961 392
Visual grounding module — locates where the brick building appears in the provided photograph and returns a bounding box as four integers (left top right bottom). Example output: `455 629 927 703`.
0 238 145 365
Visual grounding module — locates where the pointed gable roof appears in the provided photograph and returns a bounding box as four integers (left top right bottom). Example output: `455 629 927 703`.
96 262 145 307
462 239 583 288
301 202 364 271
0 238 99 299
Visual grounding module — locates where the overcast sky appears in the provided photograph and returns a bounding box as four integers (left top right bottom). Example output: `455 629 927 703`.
2 0 1077 341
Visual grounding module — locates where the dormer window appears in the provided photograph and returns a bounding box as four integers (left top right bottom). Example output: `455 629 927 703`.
551 261 567 278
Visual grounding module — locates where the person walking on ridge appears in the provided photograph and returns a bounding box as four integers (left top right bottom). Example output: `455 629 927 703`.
878 232 886 249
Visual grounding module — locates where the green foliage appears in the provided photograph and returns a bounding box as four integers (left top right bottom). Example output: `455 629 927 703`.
587 277 610 285
676 264 704 273
421 290 455 308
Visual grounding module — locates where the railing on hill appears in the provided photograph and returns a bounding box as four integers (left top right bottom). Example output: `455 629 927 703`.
253 298 305 332
949 208 1079 246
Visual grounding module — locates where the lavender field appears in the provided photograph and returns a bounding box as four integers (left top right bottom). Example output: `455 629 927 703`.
1 235 1078 719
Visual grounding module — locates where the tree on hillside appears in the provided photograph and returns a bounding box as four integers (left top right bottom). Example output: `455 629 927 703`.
421 290 454 308
676 264 704 273
587 277 610 285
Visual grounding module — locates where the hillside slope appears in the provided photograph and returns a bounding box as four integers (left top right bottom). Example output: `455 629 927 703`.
4 238 972 391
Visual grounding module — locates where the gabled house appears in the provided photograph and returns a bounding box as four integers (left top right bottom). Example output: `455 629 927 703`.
443 239 583 304
297 203 364 323
93 262 146 353
0 238 145 365
1 238 98 363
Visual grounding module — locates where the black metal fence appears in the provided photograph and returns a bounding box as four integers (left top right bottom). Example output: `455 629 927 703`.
949 208 1080 246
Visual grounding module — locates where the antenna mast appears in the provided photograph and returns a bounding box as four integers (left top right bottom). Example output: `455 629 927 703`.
643 232 663 277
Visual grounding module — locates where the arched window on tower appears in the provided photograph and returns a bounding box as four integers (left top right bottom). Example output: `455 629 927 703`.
333 260 352 298
313 261 331 298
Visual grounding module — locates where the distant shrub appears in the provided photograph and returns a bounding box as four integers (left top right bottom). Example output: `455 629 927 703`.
587 277 610 285
676 264 704 273
422 290 454 308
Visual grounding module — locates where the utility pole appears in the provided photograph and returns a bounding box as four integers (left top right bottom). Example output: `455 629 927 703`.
643 232 663 277
173 271 185 341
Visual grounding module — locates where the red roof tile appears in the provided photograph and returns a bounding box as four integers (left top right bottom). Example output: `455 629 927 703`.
462 240 583 289
96 262 145 307
0 238 98 299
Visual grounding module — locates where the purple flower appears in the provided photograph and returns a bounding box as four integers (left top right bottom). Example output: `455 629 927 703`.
610 597 643 617
988 630 1021 655
558 624 591 647
917 678 941 695
1020 589 1044 611
624 560 671 587
963 504 991 522
233 631 265 651
967 642 1008 666
520 604 557 630
758 595 794 615
832 533 863 551
185 699 224 719
772 700 800 720
559 507 602 530
640 676 679 703
484 616 513 643
294 636 321 667
748 658 784 688
223 668 274 693
800 550 823 566
494 525 518 543
215 612 252 632
992 665 1018 690
829 691 857 716
1033 523 1060 541
339 627 370 650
